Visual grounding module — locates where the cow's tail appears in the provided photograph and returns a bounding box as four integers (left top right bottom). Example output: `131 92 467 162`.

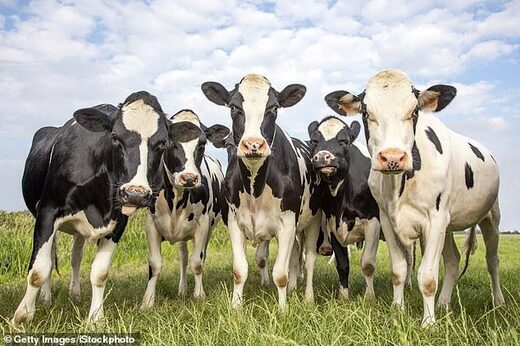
458 227 477 280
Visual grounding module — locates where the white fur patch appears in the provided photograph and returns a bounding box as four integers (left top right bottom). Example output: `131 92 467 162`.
318 117 346 140
54 211 117 243
238 74 271 141
121 99 160 190
171 110 200 126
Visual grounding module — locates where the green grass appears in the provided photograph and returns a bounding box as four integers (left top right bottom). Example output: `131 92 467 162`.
0 210 519 345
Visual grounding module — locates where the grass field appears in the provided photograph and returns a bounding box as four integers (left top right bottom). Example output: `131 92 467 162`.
0 210 519 345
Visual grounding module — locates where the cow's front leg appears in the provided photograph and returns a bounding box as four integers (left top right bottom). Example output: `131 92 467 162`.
141 217 163 309
88 237 117 323
177 241 188 298
191 219 209 299
256 240 270 287
12 208 57 325
69 233 85 303
40 236 57 307
362 219 380 299
380 212 408 309
418 216 448 327
288 238 301 292
229 215 248 308
273 213 297 311
303 218 320 302
330 232 350 299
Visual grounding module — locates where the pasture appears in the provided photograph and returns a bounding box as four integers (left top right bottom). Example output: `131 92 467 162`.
0 210 519 345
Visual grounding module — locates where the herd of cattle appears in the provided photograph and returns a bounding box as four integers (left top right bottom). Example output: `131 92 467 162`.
11 69 504 328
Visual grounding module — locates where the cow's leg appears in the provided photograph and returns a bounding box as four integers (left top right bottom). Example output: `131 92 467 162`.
418 215 448 327
178 241 188 298
405 245 414 287
88 237 117 322
69 234 85 303
229 216 248 308
330 232 350 299
141 217 162 309
437 232 460 308
380 212 407 309
479 199 505 306
304 220 320 302
12 208 57 325
288 238 300 292
40 236 57 307
362 219 380 299
256 240 270 287
191 220 209 299
273 213 297 310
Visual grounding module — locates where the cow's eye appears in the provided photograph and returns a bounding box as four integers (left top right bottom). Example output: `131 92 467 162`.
230 105 236 112
156 140 167 150
111 133 120 144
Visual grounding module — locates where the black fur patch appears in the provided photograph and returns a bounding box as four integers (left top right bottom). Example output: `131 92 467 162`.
148 264 153 280
188 213 194 221
469 143 485 162
436 194 441 211
465 163 474 189
425 127 443 154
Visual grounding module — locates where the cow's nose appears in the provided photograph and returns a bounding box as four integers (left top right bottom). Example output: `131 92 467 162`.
240 136 268 157
179 173 199 187
377 148 407 172
313 151 335 164
120 185 152 207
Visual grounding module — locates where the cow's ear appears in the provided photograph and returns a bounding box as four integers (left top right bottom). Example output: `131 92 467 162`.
201 82 230 106
278 84 306 108
349 121 361 141
205 124 231 148
418 84 457 112
325 91 362 116
307 121 319 138
73 107 113 132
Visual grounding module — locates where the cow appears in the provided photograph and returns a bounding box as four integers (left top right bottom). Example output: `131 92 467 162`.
13 91 169 325
307 116 381 299
325 69 504 326
140 110 229 308
201 74 323 308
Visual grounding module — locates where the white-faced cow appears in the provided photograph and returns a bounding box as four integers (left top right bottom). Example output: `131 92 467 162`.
13 91 169 325
201 74 323 308
308 117 381 299
140 110 229 308
326 69 504 326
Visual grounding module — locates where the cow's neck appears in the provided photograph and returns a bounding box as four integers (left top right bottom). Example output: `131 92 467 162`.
239 156 269 198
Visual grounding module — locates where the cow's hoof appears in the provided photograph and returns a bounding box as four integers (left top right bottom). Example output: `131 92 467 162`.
193 291 206 300
12 310 34 326
436 297 451 309
364 291 376 300
304 292 315 304
421 316 436 328
338 287 349 300
178 285 188 298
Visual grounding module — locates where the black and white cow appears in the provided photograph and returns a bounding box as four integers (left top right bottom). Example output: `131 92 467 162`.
13 92 169 325
201 74 323 308
140 110 229 308
308 116 381 299
326 69 504 326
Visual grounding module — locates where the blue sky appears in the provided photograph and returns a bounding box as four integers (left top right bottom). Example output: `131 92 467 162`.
0 0 519 230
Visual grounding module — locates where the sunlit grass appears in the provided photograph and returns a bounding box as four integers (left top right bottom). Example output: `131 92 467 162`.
0 210 519 345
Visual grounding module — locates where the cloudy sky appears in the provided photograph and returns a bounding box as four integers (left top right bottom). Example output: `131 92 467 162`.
1 0 519 230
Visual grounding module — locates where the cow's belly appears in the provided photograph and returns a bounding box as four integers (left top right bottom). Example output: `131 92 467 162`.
55 211 116 243
330 216 374 246
234 186 289 244
154 201 206 243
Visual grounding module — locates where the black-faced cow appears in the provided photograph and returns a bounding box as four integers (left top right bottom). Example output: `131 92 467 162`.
326 69 504 326
13 92 169 325
308 116 381 299
201 74 323 308
140 110 229 308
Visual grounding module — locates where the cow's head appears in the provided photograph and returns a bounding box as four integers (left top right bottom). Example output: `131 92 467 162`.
165 110 229 189
201 74 306 162
325 69 456 174
73 91 169 215
308 116 361 195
